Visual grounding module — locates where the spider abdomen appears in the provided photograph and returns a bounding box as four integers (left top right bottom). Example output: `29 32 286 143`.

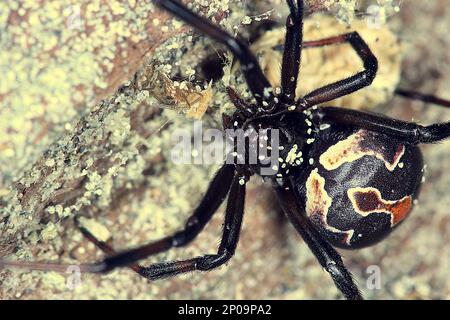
299 128 424 249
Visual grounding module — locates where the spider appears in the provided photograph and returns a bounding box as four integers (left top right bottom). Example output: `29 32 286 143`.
2 0 450 300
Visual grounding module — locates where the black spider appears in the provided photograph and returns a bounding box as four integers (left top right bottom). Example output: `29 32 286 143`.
2 0 450 300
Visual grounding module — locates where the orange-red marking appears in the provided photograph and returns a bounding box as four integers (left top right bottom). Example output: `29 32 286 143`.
347 187 412 226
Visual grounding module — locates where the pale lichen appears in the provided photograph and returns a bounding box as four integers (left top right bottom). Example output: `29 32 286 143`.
0 0 168 188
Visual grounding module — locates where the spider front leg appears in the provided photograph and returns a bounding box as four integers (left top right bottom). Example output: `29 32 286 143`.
153 0 274 108
280 0 304 104
312 106 450 144
90 172 246 280
1 164 236 275
275 182 362 300
88 163 239 274
278 24 450 109
76 221 145 276
394 88 450 108
138 173 246 280
297 32 378 109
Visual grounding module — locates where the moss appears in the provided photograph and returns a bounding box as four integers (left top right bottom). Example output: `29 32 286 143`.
0 0 161 187
41 222 59 241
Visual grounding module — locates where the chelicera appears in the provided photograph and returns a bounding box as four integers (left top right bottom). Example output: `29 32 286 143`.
2 0 450 299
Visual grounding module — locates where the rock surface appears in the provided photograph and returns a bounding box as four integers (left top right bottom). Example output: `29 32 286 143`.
1 0 449 300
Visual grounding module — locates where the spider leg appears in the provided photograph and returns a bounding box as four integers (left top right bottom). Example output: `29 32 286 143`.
276 183 362 300
280 0 304 104
296 32 378 109
277 37 450 109
312 106 450 144
226 87 255 117
76 221 145 276
137 173 246 280
394 88 450 108
153 0 274 107
275 182 362 300
0 164 236 274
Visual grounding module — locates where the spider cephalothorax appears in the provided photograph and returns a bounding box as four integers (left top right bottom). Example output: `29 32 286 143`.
2 0 450 300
